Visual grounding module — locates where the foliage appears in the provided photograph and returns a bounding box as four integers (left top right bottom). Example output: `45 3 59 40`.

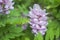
0 0 60 40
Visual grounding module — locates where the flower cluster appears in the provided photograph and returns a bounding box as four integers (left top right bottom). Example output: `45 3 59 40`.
0 0 14 14
28 4 48 35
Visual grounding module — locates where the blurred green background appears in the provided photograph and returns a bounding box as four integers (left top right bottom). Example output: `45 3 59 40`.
0 0 60 40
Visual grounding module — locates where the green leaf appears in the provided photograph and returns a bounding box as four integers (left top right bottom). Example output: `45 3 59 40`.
8 26 23 33
34 33 43 40
25 37 30 40
55 28 60 38
45 29 54 40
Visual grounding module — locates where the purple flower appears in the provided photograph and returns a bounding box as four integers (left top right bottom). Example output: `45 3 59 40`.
28 4 48 35
0 0 14 14
22 24 27 30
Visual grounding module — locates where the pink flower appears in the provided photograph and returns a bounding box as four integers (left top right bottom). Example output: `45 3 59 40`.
0 0 14 14
29 4 48 35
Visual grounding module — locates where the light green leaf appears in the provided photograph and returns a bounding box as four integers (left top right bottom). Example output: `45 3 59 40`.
34 33 43 40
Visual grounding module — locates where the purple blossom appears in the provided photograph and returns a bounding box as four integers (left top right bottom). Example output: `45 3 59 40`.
28 4 48 35
0 0 14 14
22 24 27 30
